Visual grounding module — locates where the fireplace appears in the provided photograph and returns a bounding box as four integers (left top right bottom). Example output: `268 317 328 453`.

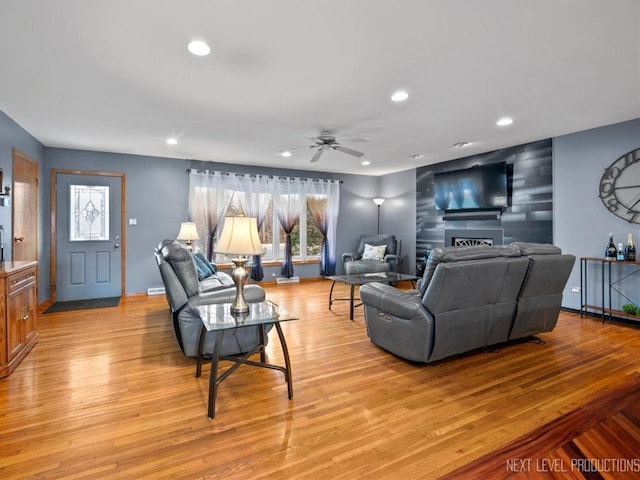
444 228 504 247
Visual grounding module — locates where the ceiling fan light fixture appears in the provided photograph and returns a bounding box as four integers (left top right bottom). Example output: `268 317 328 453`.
187 40 211 56
391 90 409 102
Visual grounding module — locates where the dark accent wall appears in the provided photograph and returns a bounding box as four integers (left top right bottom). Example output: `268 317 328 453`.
416 139 553 259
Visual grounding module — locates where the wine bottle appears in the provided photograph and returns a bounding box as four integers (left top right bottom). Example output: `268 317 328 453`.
625 233 636 261
617 243 625 260
605 232 617 258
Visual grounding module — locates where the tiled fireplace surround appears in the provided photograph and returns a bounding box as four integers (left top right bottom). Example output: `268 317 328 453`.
416 228 505 276
444 228 504 247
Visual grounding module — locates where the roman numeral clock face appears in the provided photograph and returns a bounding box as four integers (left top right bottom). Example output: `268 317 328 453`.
599 147 640 224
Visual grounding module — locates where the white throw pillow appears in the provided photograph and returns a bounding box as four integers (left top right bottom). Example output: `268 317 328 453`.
362 243 387 261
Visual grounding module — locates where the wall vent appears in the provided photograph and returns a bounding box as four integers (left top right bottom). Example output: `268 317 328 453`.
276 277 300 284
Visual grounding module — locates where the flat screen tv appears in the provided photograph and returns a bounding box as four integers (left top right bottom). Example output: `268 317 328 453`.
434 162 508 211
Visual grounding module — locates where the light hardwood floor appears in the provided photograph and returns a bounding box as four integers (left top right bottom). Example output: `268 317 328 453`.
2 279 640 479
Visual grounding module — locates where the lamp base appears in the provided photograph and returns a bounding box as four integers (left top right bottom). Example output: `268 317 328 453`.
230 258 250 316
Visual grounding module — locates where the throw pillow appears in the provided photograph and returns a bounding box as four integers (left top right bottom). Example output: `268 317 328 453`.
192 253 214 280
194 252 217 275
362 243 387 261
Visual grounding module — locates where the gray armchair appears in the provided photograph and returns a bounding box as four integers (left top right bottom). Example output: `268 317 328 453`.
342 234 401 274
154 240 267 357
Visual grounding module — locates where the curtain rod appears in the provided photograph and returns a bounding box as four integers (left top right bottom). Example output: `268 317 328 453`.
186 169 342 183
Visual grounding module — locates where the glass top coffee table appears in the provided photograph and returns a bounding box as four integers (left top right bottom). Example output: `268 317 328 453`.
328 272 420 320
195 300 298 419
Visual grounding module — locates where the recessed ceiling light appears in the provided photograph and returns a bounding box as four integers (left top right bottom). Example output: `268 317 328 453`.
361 160 371 166
453 142 469 148
496 117 514 127
391 90 409 102
166 138 178 145
281 151 292 157
187 40 211 56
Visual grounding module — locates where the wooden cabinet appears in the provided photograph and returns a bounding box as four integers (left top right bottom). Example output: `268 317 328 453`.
0 261 38 379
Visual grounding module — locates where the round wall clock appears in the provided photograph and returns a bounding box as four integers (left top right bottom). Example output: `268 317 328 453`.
599 146 640 224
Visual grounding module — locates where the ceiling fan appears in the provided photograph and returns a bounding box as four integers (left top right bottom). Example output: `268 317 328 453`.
303 131 370 163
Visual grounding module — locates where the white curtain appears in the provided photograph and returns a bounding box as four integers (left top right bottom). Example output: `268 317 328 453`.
188 169 339 277
188 171 233 260
307 179 340 275
232 174 271 280
269 176 308 278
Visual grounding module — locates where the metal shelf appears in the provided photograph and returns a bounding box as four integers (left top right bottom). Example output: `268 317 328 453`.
580 257 640 323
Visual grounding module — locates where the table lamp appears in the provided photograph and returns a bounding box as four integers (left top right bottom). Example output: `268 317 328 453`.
215 216 265 315
176 221 200 251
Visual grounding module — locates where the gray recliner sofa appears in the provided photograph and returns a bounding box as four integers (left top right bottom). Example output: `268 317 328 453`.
359 242 575 363
154 240 267 357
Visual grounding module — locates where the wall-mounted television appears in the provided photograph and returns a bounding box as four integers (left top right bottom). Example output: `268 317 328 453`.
434 162 509 211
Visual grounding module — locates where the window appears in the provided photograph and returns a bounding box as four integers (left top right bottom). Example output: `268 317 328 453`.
69 184 110 241
218 190 322 262
188 170 339 276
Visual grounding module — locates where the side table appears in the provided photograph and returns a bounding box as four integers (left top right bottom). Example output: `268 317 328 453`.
195 300 298 419
580 257 640 322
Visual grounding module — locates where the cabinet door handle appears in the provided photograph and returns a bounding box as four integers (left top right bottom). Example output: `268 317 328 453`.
22 314 29 321
15 236 24 242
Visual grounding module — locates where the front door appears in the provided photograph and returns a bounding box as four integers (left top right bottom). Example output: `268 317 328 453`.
54 172 123 301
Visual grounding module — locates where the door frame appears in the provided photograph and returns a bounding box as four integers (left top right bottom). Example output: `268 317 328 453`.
50 169 126 303
12 148 39 263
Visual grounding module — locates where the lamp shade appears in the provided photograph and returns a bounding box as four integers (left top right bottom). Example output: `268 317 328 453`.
176 221 200 241
373 197 385 206
215 216 265 256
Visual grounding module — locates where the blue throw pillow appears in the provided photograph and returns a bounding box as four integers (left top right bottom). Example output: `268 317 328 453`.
192 253 213 280
194 252 217 276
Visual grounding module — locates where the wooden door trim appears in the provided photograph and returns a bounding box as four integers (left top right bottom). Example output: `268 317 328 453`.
50 169 126 303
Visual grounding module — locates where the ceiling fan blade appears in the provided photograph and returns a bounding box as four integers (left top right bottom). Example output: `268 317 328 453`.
310 149 324 163
340 137 371 144
333 146 364 157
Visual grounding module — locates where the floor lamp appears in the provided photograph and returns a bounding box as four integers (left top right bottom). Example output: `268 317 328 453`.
373 198 385 234
215 216 265 315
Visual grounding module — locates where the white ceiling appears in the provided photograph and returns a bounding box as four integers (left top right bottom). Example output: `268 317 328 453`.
1 0 639 176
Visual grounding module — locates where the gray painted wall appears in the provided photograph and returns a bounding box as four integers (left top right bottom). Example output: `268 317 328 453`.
0 111 46 299
554 118 640 312
4 108 639 311
43 149 381 297
380 168 417 274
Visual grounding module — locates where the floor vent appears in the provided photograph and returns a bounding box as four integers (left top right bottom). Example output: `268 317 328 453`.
276 276 300 284
147 287 166 295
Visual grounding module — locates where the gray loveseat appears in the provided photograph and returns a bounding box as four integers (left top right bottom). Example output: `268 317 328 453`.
359 242 575 363
154 240 267 357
